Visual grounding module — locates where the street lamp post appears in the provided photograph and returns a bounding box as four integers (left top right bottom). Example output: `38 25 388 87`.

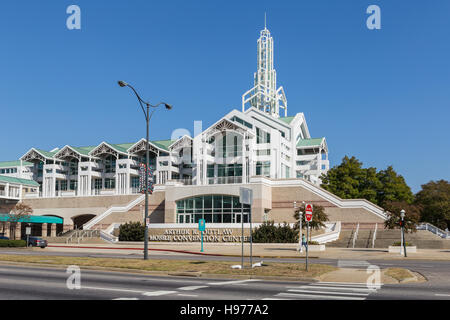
400 209 407 257
294 201 305 253
118 80 172 260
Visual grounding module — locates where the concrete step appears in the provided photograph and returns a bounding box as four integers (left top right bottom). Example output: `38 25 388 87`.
327 230 355 248
373 230 450 248
45 236 108 244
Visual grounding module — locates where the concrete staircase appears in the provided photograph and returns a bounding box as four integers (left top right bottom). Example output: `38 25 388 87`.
327 230 355 248
328 227 450 249
373 230 450 249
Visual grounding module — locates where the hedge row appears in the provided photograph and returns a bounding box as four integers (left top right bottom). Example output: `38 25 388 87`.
0 240 26 247
252 221 298 243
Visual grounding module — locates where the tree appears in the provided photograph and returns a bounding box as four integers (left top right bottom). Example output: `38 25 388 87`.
376 166 414 206
8 203 32 240
321 156 413 209
293 203 329 241
320 156 363 200
415 180 450 230
383 201 420 233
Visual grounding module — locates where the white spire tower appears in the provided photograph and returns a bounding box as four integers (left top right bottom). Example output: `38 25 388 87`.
242 16 287 118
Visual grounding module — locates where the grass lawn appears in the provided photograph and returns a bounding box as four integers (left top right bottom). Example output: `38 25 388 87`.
0 254 336 278
384 268 414 281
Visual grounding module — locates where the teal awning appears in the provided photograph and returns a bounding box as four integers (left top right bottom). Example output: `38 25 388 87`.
0 214 63 224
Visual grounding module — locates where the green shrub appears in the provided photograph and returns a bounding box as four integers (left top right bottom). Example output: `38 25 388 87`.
252 221 298 243
0 240 26 247
119 222 145 241
308 241 320 245
392 241 413 246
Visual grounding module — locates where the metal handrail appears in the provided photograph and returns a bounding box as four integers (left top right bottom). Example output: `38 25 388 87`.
352 223 360 248
417 222 449 239
372 223 378 248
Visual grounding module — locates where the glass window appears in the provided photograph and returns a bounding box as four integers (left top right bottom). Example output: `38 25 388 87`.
194 196 203 211
213 195 222 208
204 195 212 209
186 198 194 210
176 195 251 224
204 214 212 223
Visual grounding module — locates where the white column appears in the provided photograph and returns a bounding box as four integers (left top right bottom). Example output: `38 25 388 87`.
114 156 119 195
19 160 23 179
5 183 10 198
77 161 82 196
126 156 131 194
87 158 92 196
52 168 56 197
242 133 246 184
202 139 207 185
168 152 172 183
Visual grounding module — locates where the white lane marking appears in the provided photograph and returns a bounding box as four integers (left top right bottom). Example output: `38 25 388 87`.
82 286 177 297
177 294 199 297
276 292 366 300
435 294 450 297
208 279 260 286
315 281 374 286
291 285 377 292
82 286 148 294
337 260 370 268
113 298 139 300
142 290 177 297
262 298 291 300
178 285 208 291
287 289 369 296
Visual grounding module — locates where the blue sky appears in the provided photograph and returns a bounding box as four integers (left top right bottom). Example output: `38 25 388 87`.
0 0 449 192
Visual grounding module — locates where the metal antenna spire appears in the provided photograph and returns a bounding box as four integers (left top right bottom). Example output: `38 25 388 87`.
241 19 288 118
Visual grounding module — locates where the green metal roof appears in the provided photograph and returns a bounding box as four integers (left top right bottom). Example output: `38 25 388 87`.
296 138 324 148
0 175 40 187
151 139 176 151
279 116 295 124
0 214 63 224
70 146 96 156
0 161 33 168
35 148 59 158
108 143 134 154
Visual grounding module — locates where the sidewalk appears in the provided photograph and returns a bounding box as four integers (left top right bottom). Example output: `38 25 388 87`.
44 242 450 261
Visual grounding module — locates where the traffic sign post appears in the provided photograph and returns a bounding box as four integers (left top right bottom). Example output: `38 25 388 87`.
305 204 313 271
26 224 31 247
239 187 253 268
198 219 206 252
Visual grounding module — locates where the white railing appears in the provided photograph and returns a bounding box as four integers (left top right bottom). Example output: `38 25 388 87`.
83 194 145 230
169 178 193 185
66 229 100 244
417 222 450 239
100 230 118 243
372 223 378 248
207 176 243 185
352 223 360 248
311 221 341 244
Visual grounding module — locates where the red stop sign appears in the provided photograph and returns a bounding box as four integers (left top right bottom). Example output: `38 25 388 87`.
305 204 313 222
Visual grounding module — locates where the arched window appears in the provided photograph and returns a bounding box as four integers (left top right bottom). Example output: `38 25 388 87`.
176 195 250 224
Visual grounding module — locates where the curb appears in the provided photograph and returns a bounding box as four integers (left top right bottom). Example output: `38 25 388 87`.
47 245 318 259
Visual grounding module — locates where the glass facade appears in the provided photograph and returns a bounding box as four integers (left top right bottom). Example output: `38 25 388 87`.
176 195 250 224
256 161 270 177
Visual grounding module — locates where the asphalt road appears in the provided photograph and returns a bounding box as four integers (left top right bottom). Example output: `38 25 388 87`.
0 263 449 300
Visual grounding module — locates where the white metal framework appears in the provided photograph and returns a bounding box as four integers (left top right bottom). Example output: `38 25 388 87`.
242 23 287 118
